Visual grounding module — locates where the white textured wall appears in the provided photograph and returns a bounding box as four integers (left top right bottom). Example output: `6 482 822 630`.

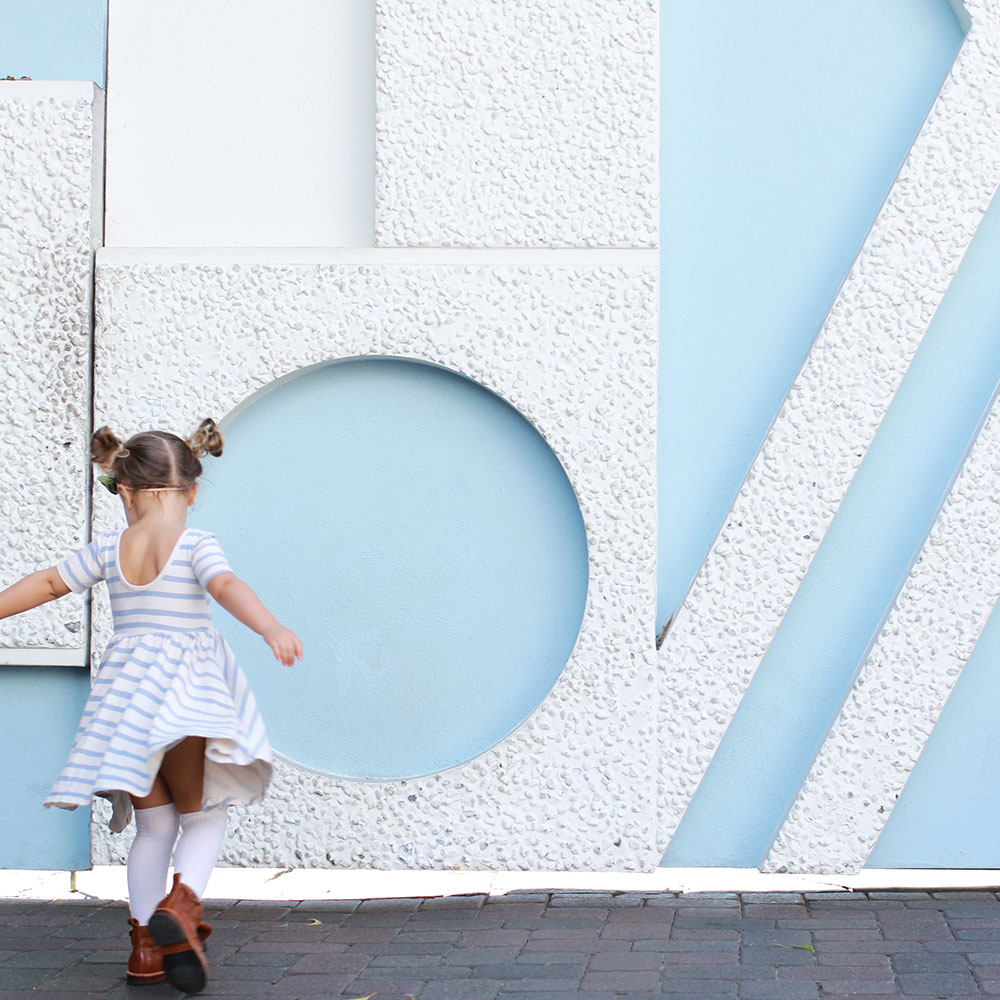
104 0 375 247
375 0 658 247
91 251 659 871
0 82 103 665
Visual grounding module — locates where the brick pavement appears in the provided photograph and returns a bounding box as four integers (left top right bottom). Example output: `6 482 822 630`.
3 889 1000 999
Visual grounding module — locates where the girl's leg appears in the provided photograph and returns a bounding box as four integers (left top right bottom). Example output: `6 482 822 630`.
127 778 180 924
158 736 227 897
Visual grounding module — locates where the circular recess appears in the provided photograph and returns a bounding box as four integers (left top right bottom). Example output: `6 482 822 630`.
193 357 589 780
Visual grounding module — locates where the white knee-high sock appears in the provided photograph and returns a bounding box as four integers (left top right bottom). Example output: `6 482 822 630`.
172 807 228 898
127 804 180 924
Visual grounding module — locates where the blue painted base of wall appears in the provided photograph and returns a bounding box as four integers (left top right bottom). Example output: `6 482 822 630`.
0 667 91 870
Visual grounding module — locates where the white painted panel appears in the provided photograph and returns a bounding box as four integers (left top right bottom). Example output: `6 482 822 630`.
91 252 659 871
105 0 374 247
0 83 104 664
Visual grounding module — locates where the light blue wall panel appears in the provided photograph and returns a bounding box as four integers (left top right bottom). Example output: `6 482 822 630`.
192 358 588 781
0 0 107 86
867 194 1000 869
658 0 963 631
868 597 1000 867
0 667 91 870
664 179 1000 868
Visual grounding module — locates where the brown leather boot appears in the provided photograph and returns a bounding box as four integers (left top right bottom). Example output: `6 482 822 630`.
148 874 209 994
126 918 165 985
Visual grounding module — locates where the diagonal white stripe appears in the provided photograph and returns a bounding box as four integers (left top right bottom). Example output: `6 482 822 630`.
658 0 1000 852
765 383 1000 873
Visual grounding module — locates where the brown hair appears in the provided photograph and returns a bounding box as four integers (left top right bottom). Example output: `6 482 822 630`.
91 419 223 491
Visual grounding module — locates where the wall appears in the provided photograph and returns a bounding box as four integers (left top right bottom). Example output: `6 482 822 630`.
0 0 107 86
104 0 375 247
0 82 104 868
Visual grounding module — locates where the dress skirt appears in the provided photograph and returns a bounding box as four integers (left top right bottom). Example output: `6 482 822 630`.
45 629 273 832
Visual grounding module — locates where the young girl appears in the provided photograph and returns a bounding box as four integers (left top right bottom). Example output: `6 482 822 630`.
0 419 302 995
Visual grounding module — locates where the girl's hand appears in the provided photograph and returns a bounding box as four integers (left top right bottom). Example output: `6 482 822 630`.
263 625 302 667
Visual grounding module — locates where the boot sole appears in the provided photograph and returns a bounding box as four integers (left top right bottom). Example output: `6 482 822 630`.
126 970 166 985
148 912 207 994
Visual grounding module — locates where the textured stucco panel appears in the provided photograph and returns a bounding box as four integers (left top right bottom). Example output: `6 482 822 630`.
657 3 1000 855
375 0 658 248
765 391 1000 874
90 258 659 871
0 85 103 660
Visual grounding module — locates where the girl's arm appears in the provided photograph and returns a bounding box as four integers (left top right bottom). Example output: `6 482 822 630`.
0 568 71 621
206 572 303 666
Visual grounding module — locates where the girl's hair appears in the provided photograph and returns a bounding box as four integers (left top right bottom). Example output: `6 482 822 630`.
91 419 223 491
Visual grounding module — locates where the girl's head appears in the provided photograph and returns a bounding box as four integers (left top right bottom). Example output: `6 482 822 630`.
91 419 224 495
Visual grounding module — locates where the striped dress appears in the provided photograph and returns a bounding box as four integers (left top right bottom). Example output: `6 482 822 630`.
45 527 273 832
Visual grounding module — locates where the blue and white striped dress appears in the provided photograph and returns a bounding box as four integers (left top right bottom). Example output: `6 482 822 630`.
45 527 273 832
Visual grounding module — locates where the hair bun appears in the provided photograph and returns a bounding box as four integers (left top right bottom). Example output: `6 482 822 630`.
187 418 224 459
91 426 123 471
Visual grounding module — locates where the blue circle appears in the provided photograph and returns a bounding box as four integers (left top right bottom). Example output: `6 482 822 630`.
192 357 589 780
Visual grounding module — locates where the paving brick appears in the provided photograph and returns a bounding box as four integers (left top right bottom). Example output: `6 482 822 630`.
222 951 302 968
489 892 551 903
496 994 614 1000
740 944 815 966
896 971 979 995
777 965 892 982
738 982 820 999
478 903 547 920
890 952 970 973
472 964 586 981
658 979 739 996
337 979 426 997
670 927 741 941
0 966 59 989
496 992 613 1000
385 939 455 955
813 941 923 955
586 952 664 971
357 896 423 912
809 928 881 940
968 951 1000 965
418 979 504 999
549 893 618 907
442 947 523 965
0 948 81 969
490 980 583 993
580 970 660 993
815 952 891 969
655 940 739 954
285 951 372 973
361 963 469 979
457 929 530 947
662 951 739 966
744 906 809 920
291 899 361 913
517 951 596 965
807 981 897 994
599 922 671 940
931 891 997 901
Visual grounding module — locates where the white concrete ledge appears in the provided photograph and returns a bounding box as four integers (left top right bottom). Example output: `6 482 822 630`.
96 247 659 266
3 867 1000 902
